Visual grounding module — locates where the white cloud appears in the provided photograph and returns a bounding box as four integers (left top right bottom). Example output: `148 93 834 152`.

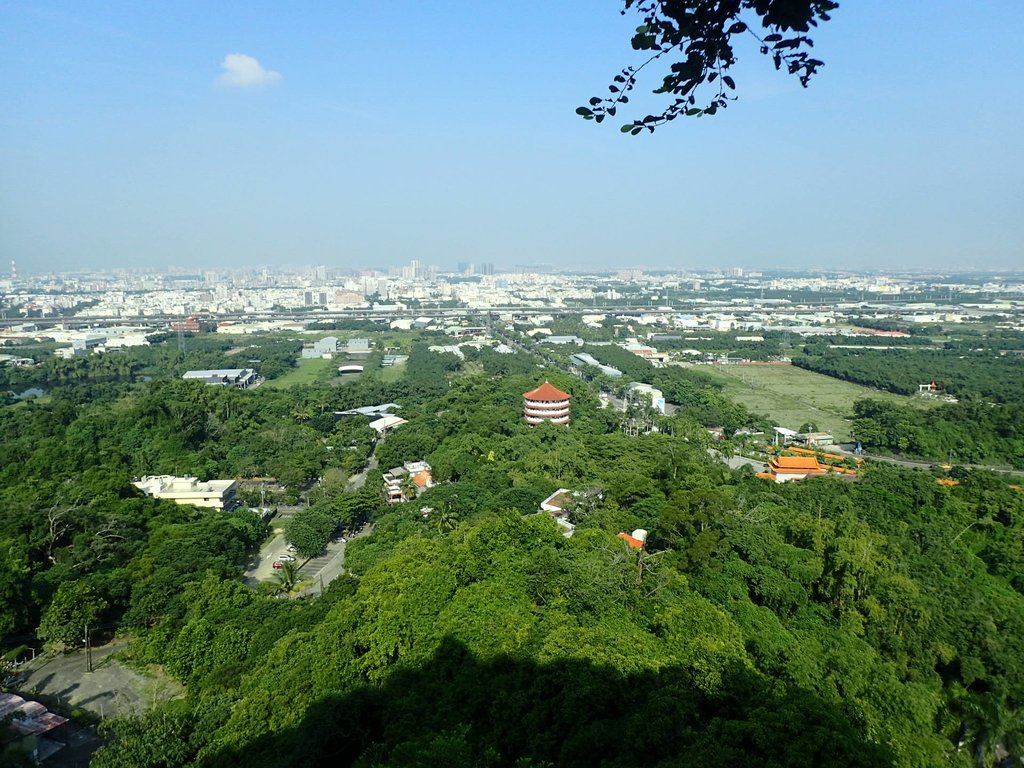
216 53 282 88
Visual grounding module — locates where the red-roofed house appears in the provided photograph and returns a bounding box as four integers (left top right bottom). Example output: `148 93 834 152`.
523 382 571 426
0 692 69 763
383 461 434 504
617 530 647 549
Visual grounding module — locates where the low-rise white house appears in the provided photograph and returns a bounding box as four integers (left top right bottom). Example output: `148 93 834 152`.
132 475 237 510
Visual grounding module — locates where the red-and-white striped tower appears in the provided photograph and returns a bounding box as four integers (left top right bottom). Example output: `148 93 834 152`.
523 381 571 426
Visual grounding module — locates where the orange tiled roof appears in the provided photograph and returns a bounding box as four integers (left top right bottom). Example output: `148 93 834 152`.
412 471 432 488
617 532 644 549
770 456 824 471
936 478 959 486
523 381 570 401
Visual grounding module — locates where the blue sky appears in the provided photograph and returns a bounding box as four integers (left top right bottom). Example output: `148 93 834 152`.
2 1 1022 273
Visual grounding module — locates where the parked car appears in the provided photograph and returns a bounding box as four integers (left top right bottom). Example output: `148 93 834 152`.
272 561 284 570
276 553 296 562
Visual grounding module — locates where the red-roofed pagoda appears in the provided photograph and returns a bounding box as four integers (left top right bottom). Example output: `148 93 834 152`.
523 382 571 426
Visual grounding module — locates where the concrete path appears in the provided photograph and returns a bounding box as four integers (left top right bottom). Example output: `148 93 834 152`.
345 455 378 491
17 641 181 719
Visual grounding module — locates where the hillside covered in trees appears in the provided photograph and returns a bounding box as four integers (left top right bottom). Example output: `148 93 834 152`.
793 346 1024 404
2 333 1022 767
791 345 1024 466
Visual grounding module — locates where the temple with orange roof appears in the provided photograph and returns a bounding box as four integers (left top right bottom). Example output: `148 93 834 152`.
523 381 571 426
757 455 832 483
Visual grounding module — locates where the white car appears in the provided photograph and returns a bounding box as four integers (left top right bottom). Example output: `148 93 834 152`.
275 553 296 562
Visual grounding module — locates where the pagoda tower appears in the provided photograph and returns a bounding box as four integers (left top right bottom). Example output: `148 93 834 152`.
523 381 571 426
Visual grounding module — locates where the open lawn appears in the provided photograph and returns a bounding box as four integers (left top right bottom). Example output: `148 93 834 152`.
380 361 406 382
696 363 931 441
263 357 338 389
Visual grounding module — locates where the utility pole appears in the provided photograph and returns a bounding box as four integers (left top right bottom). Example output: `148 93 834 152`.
84 625 93 673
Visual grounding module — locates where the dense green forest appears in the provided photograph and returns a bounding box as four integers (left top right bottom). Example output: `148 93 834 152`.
791 344 1024 465
0 341 465 643
851 399 1024 469
0 333 305 400
793 346 1024 404
2 332 1023 767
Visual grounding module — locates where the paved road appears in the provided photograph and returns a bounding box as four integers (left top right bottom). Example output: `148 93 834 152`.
707 447 764 471
725 454 765 470
244 506 374 594
16 641 181 719
242 527 296 586
830 444 1020 474
296 522 373 597
346 455 378 491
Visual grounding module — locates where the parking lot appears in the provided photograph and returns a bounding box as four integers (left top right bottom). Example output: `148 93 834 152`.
244 512 371 595
15 640 181 719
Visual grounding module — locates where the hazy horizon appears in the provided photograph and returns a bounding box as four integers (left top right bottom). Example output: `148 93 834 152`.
3 1 1023 273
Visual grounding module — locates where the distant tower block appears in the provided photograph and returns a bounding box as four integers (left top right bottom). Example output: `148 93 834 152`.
10 260 15 279
523 381 571 426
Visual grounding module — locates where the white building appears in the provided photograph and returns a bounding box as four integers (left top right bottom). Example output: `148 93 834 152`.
625 382 666 414
132 475 237 510
182 369 258 388
301 336 339 359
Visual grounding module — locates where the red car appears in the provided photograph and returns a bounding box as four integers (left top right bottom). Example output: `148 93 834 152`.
272 561 284 569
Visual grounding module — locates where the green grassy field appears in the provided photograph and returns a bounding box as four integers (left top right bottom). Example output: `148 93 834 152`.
695 363 930 442
380 361 406 382
262 357 338 389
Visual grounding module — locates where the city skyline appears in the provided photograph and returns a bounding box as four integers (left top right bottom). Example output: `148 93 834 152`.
3 1 1023 273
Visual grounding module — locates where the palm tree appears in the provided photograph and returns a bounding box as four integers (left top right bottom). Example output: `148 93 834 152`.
269 561 298 596
399 475 418 502
432 499 460 534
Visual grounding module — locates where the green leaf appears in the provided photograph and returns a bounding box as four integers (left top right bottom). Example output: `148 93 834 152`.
576 107 593 117
620 124 634 133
